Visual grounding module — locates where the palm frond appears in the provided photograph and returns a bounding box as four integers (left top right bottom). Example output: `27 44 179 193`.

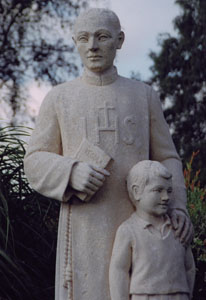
0 126 59 299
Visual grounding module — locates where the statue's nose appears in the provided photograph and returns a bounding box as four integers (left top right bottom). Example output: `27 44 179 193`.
161 190 169 202
88 37 99 51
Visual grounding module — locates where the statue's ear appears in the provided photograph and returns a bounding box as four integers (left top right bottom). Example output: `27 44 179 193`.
116 31 125 49
132 184 140 201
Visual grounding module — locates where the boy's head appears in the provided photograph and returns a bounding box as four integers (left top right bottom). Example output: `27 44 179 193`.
127 160 173 216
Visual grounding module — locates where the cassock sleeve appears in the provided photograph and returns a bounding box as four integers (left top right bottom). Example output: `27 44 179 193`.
148 87 188 213
24 88 77 201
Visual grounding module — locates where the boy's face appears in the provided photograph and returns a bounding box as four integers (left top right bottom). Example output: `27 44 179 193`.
136 176 172 217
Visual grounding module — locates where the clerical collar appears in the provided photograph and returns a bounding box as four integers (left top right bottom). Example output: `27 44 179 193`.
82 66 118 86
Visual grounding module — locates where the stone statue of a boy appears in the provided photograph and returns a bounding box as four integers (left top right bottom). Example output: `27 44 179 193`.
109 160 195 300
24 8 193 300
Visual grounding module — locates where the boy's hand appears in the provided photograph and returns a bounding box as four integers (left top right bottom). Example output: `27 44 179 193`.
69 162 110 197
170 210 194 245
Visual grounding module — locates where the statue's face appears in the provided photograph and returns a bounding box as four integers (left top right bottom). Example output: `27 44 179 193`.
135 176 172 217
73 13 124 73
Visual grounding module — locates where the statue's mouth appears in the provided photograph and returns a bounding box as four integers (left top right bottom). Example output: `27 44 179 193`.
158 203 168 208
88 56 102 59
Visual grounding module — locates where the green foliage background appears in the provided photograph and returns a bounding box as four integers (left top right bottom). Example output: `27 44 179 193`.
0 126 59 299
185 151 206 300
150 0 206 185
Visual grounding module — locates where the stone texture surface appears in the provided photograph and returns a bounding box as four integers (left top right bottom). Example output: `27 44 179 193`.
70 138 112 201
24 8 190 300
109 161 195 300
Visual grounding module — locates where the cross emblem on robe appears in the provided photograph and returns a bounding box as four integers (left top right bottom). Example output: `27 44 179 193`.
96 102 119 145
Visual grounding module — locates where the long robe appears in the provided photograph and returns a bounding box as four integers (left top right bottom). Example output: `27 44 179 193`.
24 67 187 300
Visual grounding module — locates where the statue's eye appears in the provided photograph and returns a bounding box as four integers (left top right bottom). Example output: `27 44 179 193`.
167 188 172 194
153 188 163 193
98 34 109 41
78 36 88 42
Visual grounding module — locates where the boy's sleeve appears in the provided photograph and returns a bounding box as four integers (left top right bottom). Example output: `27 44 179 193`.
24 88 77 201
185 246 196 299
148 87 188 214
109 224 132 300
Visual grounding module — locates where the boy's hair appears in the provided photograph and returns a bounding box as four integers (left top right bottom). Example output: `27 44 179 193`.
126 160 172 205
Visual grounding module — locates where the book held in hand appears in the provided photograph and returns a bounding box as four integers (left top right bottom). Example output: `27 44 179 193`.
69 138 112 201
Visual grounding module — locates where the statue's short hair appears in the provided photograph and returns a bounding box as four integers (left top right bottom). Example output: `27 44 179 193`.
73 8 121 35
126 160 172 205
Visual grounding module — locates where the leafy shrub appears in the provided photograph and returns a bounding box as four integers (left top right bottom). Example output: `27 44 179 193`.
0 126 59 300
184 151 206 300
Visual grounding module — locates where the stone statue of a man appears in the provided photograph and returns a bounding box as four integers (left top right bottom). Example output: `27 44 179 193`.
24 8 192 300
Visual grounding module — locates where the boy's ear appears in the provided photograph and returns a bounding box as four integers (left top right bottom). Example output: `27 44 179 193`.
132 184 140 201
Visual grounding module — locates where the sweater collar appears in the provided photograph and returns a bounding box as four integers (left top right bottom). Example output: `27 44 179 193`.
81 66 118 86
132 213 171 229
